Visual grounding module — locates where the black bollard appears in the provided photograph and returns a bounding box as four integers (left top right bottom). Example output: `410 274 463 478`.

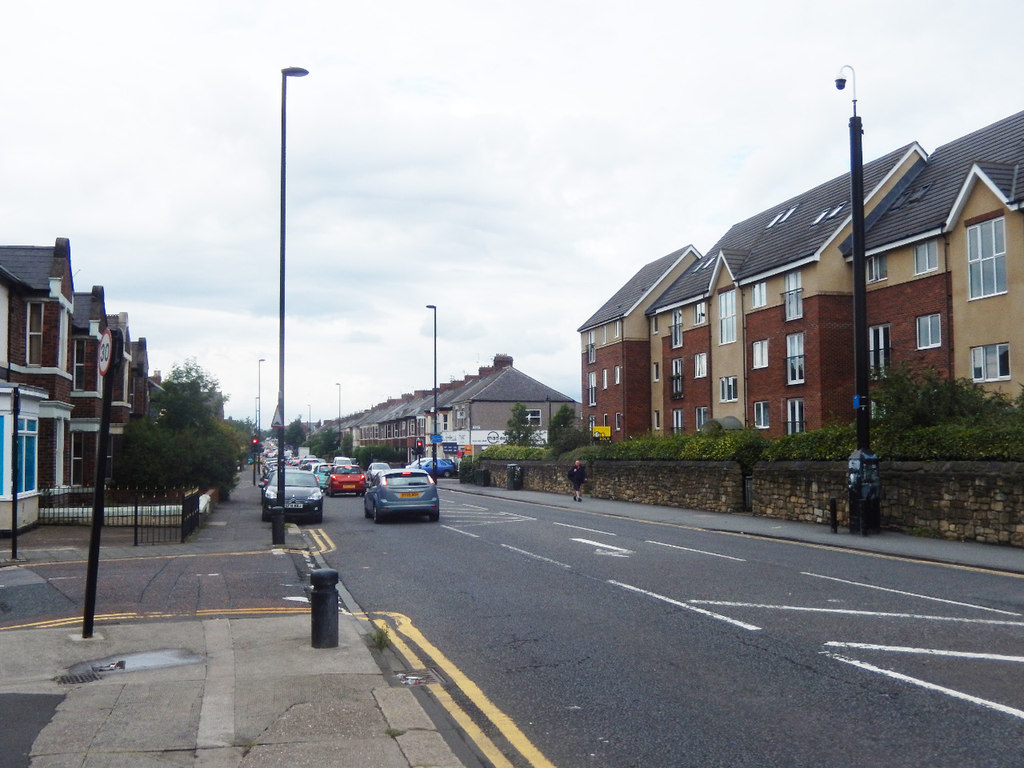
271 510 285 546
829 498 838 533
310 569 339 648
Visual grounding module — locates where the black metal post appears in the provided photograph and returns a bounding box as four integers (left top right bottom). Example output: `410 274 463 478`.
427 305 438 478
849 109 870 453
310 568 339 648
83 329 123 639
275 66 308 546
10 387 19 560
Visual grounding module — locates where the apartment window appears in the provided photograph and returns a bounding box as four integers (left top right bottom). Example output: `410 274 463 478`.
751 281 767 309
786 399 805 435
670 309 683 348
968 217 1006 299
614 365 621 385
719 290 737 344
615 412 622 430
672 409 684 433
602 369 608 389
917 314 941 349
603 413 609 426
753 400 770 429
587 371 597 406
587 330 596 363
720 376 738 402
914 240 938 274
70 431 86 485
73 339 88 391
786 333 805 384
651 316 659 334
670 358 684 398
694 353 707 379
614 320 621 339
869 324 891 372
653 410 661 430
652 362 660 382
602 325 608 344
27 302 43 366
971 343 1009 382
783 271 803 321
695 406 708 429
694 302 707 325
866 254 887 283
17 417 38 493
752 340 768 369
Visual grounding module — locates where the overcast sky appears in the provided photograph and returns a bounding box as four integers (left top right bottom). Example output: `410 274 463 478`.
3 1 1022 426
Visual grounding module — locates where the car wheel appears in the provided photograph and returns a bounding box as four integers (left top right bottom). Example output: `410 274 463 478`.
429 511 439 522
358 491 365 497
372 503 382 524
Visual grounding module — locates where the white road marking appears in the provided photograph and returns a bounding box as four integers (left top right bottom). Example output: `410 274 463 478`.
688 601 1024 627
443 525 480 538
824 642 1024 663
802 571 1021 616
824 652 1024 721
608 580 761 631
571 538 634 557
553 521 617 536
501 544 572 569
646 540 746 562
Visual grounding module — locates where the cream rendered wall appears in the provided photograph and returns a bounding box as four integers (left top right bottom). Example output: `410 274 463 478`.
709 267 745 423
948 184 1024 396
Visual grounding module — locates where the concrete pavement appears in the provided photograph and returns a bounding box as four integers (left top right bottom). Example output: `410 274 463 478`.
0 480 468 768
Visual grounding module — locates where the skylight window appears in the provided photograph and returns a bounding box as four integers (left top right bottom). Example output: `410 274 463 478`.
767 204 799 228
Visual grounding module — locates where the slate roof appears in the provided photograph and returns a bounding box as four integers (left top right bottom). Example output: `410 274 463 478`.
448 365 575 404
865 109 1024 250
577 246 695 332
73 286 106 330
0 245 64 291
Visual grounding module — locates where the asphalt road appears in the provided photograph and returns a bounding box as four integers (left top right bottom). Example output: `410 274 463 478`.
319 484 1024 768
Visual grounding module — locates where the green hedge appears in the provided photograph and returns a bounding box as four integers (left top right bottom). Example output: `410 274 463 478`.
475 420 1024 469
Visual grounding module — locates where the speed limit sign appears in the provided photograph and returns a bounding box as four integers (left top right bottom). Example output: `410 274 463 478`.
98 329 113 377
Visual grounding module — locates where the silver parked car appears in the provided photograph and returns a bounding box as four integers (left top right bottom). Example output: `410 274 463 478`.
363 468 439 523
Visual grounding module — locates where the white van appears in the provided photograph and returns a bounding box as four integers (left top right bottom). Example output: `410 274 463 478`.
333 456 354 466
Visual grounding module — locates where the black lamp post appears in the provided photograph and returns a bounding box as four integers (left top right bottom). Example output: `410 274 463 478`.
275 65 308 546
336 382 342 456
426 304 438 478
836 65 880 534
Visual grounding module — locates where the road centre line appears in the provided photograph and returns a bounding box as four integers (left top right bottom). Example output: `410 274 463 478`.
688 600 1024 627
824 652 1024 722
501 544 572 569
552 521 617 536
442 525 479 538
646 540 746 561
802 571 1021 616
824 641 1024 663
571 538 633 555
607 580 761 631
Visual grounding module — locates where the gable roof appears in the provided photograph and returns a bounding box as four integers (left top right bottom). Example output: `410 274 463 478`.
0 238 73 293
577 245 696 332
449 364 575 405
866 109 1024 250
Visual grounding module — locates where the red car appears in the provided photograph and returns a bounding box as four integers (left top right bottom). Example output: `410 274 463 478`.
328 464 366 497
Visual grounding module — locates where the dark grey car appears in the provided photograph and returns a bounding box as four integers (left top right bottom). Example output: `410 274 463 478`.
363 468 440 523
262 470 324 524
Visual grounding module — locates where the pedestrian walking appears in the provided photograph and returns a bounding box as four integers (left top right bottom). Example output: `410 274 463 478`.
567 459 587 502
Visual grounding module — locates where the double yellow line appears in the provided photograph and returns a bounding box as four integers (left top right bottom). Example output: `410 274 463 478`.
372 611 556 768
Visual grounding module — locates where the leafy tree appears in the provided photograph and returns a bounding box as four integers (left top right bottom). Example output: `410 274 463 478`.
505 402 539 446
114 360 238 497
547 404 590 454
284 418 306 452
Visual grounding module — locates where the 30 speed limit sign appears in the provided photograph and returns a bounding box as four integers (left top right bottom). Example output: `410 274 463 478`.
98 329 113 377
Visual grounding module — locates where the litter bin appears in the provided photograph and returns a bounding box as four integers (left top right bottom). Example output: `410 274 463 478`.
473 468 490 487
506 464 523 490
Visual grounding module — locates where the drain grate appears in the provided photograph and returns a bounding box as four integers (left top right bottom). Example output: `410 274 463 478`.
396 668 445 687
55 671 101 685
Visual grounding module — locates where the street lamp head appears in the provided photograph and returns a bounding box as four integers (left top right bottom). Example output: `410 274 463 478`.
834 65 857 115
282 67 309 78
426 304 436 310
835 77 847 91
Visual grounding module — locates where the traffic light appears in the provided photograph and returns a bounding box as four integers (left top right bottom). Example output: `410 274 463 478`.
251 435 260 454
415 439 424 456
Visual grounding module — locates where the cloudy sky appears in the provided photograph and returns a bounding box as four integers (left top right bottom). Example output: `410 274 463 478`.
3 1 1021 426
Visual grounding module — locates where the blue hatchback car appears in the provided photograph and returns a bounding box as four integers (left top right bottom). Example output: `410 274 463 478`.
364 468 440 523
405 457 457 478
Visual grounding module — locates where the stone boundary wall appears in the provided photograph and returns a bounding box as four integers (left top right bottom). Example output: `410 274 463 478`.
475 459 1024 548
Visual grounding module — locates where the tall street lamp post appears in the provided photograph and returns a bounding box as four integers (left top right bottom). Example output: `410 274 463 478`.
336 382 342 456
274 65 308 546
257 357 266 435
836 65 880 535
426 304 438 478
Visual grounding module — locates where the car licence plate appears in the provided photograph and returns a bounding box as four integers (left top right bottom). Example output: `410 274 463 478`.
286 501 304 509
342 484 355 489
399 492 420 498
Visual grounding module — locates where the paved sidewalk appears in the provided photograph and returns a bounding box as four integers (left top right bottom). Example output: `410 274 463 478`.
0 481 468 768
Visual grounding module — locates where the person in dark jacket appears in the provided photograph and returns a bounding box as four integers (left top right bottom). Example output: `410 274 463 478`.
567 460 587 502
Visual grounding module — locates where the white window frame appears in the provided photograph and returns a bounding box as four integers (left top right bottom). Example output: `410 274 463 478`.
866 254 887 283
694 302 707 325
752 339 768 369
916 314 941 349
695 406 708 430
971 343 1009 382
914 240 938 275
786 333 805 384
670 309 683 348
786 399 805 435
27 302 44 366
784 271 803 321
672 408 684 433
753 400 770 429
652 362 660 382
720 375 738 403
694 352 707 379
719 290 737 345
751 281 767 309
587 371 597 406
614 365 621 385
968 218 1006 299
